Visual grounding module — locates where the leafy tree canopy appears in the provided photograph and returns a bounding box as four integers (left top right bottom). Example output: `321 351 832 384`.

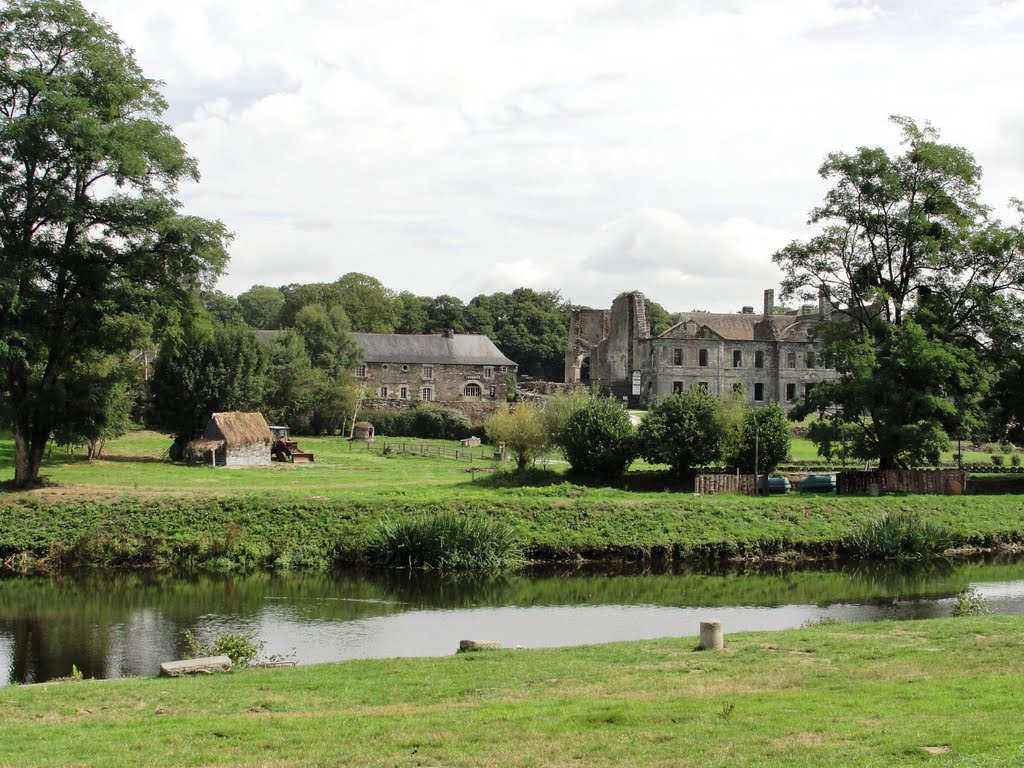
237 285 285 329
0 0 230 484
638 387 728 477
773 117 1023 468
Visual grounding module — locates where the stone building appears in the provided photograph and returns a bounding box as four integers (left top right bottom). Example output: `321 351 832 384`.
187 411 273 467
353 331 517 403
566 289 836 409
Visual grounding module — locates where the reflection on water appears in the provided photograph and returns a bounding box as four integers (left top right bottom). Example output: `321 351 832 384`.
3 555 1024 685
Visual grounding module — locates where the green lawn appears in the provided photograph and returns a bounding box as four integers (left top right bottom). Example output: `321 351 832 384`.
1 615 1021 767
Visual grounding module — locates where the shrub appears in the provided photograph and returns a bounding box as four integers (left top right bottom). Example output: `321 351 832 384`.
845 511 952 560
952 587 989 617
638 387 727 476
1013 453 1021 467
991 454 1004 467
365 512 523 571
486 403 549 471
411 405 474 440
184 630 263 667
358 409 416 437
562 397 637 477
723 402 791 474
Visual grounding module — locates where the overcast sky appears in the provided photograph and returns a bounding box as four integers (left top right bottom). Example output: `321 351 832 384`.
88 0 1024 313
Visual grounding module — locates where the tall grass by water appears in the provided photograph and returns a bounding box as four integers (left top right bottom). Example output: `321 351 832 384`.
845 510 953 560
364 511 524 571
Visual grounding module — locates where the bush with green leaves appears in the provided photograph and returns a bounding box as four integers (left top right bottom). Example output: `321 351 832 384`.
638 387 727 476
845 511 952 560
411 405 474 440
486 403 550 470
561 397 637 477
365 512 523 571
184 630 263 667
952 587 989 617
724 402 792 474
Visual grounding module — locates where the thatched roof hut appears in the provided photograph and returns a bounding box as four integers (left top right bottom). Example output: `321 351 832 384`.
187 412 273 467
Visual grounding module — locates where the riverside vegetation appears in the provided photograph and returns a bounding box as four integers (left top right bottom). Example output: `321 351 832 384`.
2 431 1023 574
1 615 1023 767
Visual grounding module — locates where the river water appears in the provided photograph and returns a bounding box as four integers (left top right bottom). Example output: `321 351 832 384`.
4 556 1024 686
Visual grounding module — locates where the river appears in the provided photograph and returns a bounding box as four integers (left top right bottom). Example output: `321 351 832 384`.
4 556 1024 685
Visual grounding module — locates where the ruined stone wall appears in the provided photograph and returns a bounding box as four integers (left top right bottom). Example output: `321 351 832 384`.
358 397 504 425
565 309 610 383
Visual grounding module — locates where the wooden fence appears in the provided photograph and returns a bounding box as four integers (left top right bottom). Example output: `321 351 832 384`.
695 474 758 496
346 439 503 462
836 469 968 496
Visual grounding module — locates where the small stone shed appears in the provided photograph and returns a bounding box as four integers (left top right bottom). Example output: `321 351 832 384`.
188 412 273 468
351 421 375 440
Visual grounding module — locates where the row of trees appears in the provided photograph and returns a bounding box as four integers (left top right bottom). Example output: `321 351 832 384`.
487 388 790 478
207 277 675 382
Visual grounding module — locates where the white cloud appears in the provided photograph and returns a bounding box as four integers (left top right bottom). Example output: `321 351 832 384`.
81 0 1024 313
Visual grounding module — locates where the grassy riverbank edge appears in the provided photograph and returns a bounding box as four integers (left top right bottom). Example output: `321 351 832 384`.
3 491 1024 572
1 614 1022 767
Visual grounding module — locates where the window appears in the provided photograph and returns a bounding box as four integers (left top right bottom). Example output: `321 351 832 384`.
489 384 496 398
673 348 683 366
380 386 388 398
786 383 796 401
733 350 742 368
697 381 708 392
699 349 709 367
755 351 764 369
672 381 684 393
754 383 764 401
484 366 494 379
354 364 367 378
786 352 796 369
400 386 408 400
806 352 816 369
465 383 482 397
421 386 433 402
422 365 433 379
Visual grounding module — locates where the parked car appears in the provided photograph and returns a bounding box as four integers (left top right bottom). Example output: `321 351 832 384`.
798 474 837 493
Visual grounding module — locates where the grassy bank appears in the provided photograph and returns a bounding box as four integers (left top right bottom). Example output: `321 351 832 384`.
1 615 1022 766
4 430 1024 573
3 490 1024 573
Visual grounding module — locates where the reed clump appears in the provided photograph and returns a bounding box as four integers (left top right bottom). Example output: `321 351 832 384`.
365 512 523 571
845 511 952 560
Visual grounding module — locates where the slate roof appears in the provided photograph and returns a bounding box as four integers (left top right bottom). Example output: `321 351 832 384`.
353 333 517 366
659 312 819 343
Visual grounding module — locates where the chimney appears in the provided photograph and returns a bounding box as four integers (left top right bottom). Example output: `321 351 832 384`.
818 287 830 318
741 306 754 314
763 289 774 320
443 328 455 339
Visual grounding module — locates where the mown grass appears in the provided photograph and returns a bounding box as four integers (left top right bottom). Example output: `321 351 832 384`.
1 615 1022 767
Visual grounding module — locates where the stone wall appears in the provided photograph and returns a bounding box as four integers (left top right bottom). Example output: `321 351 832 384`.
219 443 271 468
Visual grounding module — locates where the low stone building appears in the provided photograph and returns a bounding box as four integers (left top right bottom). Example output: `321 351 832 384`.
353 331 517 403
567 289 837 409
187 411 273 467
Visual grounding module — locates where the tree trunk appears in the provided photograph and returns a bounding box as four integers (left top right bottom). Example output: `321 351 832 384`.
12 422 46 487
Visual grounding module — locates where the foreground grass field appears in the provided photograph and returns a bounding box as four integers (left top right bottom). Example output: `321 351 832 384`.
0 615 1021 767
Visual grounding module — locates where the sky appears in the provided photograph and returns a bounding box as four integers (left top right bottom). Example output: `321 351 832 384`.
88 0 1024 313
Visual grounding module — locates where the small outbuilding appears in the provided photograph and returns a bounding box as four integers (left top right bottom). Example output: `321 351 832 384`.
188 412 273 468
351 421 375 441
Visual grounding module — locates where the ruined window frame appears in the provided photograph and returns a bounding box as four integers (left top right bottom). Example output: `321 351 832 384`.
672 348 683 366
786 352 796 369
786 383 796 401
733 350 742 368
754 382 764 401
697 381 709 392
672 381 684 393
699 349 709 367
754 351 764 369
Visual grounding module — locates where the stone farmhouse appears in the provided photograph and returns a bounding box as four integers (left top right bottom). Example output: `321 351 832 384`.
566 289 837 409
353 331 518 403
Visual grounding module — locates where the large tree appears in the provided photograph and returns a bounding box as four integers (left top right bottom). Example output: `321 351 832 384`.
0 0 229 485
773 117 1022 468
